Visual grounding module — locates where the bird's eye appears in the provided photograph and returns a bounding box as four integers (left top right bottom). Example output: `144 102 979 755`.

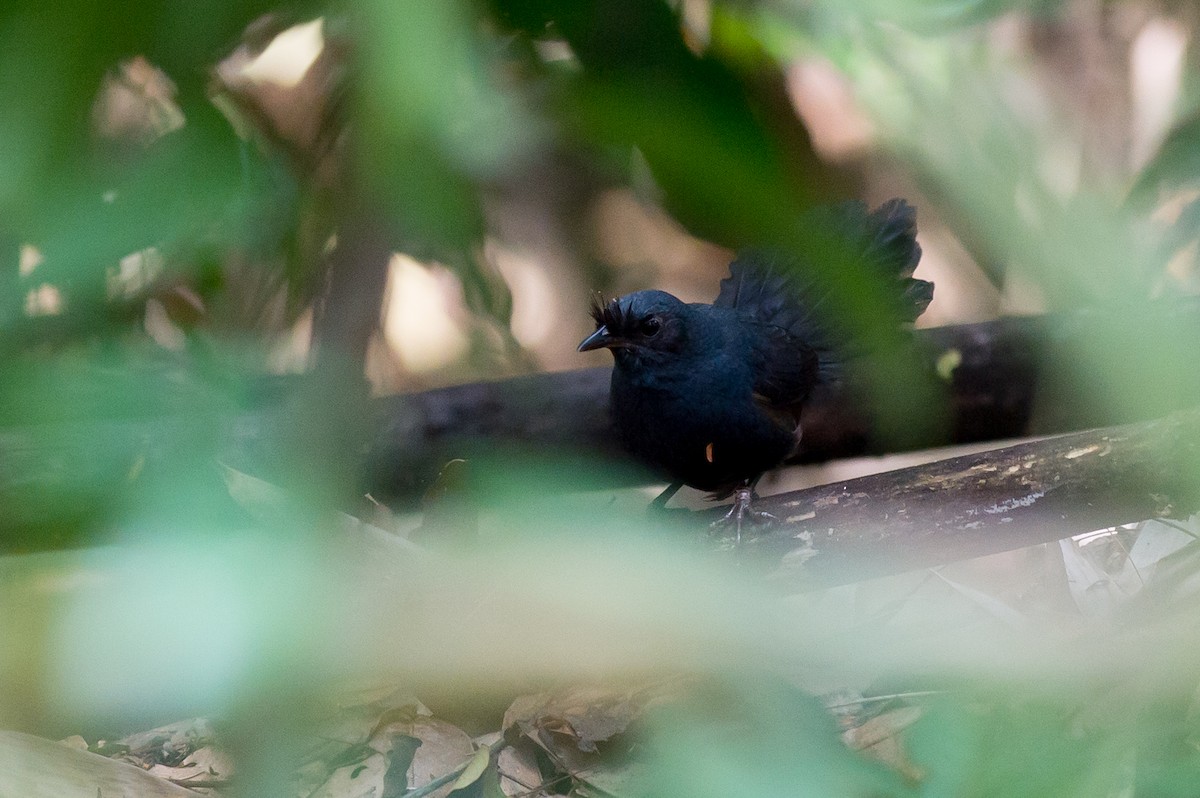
640 316 661 337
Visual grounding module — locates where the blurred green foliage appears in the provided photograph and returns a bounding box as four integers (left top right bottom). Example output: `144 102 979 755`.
2 0 1200 796
645 679 912 796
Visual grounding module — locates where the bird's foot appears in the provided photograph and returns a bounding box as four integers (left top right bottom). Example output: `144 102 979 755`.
710 486 776 544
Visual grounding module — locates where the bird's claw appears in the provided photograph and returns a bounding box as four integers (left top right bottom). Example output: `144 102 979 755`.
710 486 775 544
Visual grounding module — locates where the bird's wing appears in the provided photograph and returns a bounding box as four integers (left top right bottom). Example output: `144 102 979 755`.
743 322 821 414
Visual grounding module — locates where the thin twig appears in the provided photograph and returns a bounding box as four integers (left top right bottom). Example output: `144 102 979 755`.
167 778 227 790
510 772 573 798
824 690 945 711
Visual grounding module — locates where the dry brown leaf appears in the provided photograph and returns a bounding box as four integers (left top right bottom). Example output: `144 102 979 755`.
288 689 476 798
497 740 545 797
503 680 685 798
289 690 453 798
504 680 683 753
842 706 924 781
148 746 234 788
299 751 388 798
110 717 217 769
374 716 475 798
0 730 203 797
843 706 922 751
58 735 88 751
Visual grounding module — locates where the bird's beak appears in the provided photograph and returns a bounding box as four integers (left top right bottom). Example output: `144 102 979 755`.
578 325 615 352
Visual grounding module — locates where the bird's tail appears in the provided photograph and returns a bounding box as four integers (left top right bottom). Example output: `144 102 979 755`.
715 198 933 380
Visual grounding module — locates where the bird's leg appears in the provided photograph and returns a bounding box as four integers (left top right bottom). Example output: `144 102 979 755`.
710 479 776 543
650 481 684 511
647 482 697 526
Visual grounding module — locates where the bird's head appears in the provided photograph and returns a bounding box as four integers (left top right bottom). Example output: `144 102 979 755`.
578 290 689 365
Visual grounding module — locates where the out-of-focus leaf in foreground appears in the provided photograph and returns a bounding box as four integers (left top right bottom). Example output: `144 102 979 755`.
644 679 914 798
751 0 1196 434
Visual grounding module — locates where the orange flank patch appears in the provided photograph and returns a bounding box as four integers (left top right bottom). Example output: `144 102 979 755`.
705 442 714 463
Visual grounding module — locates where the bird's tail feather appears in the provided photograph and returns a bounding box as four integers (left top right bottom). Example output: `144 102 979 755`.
716 198 932 380
852 198 932 320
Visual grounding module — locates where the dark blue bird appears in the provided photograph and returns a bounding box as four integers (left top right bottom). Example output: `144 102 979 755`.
578 199 933 536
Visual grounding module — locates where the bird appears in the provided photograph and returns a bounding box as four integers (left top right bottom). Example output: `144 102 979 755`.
578 198 933 539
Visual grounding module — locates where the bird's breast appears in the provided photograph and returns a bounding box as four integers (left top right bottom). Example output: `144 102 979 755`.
609 364 797 493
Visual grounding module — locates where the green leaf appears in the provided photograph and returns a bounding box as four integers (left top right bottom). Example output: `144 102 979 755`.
450 746 491 791
1130 112 1200 208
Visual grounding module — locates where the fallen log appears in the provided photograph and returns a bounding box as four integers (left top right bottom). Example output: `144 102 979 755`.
728 408 1200 590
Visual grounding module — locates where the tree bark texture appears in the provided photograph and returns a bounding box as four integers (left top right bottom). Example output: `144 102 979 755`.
732 409 1200 590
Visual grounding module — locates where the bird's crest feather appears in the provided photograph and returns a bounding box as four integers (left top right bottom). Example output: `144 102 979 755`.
591 295 626 332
